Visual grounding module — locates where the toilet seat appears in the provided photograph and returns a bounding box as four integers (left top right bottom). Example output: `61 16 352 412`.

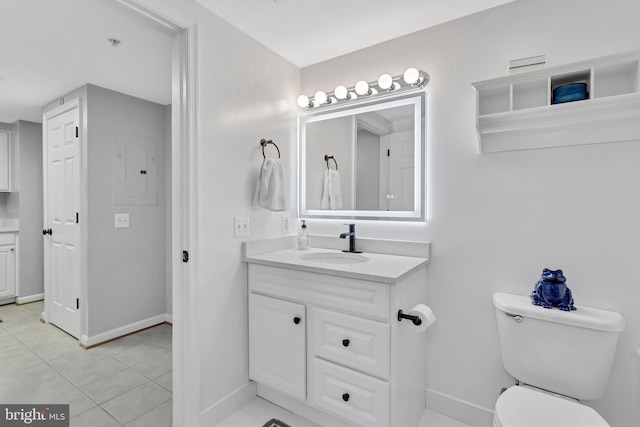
494 386 609 427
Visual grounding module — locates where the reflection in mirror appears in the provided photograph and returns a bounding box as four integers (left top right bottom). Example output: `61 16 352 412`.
299 92 425 221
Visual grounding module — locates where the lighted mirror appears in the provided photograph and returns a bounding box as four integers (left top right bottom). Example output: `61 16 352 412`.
299 92 426 221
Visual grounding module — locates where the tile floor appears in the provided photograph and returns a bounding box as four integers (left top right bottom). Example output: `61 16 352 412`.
1 301 470 427
215 397 472 427
0 300 172 426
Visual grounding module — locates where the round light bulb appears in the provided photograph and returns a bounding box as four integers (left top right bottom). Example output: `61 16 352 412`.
314 90 328 105
355 80 370 96
297 95 310 108
378 74 393 90
334 85 348 100
403 67 421 85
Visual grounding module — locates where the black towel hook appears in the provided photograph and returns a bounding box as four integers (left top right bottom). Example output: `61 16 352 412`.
260 139 280 159
324 155 338 170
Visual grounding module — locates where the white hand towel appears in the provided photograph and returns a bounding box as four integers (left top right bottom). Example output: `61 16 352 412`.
321 169 342 209
254 158 287 211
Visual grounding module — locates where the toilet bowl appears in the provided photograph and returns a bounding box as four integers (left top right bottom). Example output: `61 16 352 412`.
494 386 609 427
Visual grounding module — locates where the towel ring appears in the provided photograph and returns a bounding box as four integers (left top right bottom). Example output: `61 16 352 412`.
324 155 338 170
260 139 281 159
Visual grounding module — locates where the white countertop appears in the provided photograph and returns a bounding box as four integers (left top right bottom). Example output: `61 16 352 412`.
0 218 19 233
243 247 429 284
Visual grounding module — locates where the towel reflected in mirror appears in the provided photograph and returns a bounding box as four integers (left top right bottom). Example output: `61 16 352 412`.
321 169 342 209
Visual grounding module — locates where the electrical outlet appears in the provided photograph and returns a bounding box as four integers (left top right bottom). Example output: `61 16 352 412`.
115 213 130 228
282 216 291 234
234 217 250 237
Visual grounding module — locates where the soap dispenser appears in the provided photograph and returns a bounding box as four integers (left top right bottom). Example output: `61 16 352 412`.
298 220 310 250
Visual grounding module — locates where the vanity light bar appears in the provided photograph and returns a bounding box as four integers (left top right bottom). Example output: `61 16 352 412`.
297 68 429 110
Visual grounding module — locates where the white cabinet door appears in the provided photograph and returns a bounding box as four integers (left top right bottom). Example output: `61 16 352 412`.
0 244 16 299
0 130 10 192
249 293 306 400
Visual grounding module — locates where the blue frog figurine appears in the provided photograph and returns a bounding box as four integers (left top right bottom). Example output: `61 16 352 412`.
530 268 576 311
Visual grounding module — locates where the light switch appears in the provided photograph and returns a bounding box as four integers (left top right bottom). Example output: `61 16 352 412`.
234 217 249 237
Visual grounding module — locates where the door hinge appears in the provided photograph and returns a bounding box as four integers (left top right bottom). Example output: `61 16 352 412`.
76 298 79 310
182 250 189 263
76 212 79 224
75 127 79 138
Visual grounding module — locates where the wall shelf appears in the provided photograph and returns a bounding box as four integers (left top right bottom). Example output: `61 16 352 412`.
472 50 640 153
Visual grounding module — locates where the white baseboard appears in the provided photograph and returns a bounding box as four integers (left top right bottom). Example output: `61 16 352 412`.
163 313 173 324
16 293 44 305
200 382 257 426
426 389 495 427
80 313 170 348
257 384 354 427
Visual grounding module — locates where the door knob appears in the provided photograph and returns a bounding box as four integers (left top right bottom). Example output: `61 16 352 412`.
42 228 52 235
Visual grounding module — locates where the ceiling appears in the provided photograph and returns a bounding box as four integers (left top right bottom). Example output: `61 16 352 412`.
0 0 516 124
195 0 518 67
0 0 173 124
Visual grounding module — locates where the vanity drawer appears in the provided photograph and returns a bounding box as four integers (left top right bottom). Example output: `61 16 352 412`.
311 358 389 427
249 264 390 320
0 233 16 245
312 307 389 379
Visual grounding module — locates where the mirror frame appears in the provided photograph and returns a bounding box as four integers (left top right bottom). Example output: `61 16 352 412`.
299 91 426 221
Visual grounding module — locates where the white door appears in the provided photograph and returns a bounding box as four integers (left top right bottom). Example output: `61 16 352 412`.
387 130 415 211
249 293 306 400
44 103 82 339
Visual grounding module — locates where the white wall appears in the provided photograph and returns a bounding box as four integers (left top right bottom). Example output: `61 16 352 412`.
356 129 381 210
0 120 44 299
301 0 640 426
14 121 44 299
85 84 168 335
135 0 300 422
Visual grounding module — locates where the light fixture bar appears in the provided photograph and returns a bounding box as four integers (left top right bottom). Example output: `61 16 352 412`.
297 68 429 110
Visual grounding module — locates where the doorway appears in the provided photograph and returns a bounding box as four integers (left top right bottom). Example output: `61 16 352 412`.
32 0 197 425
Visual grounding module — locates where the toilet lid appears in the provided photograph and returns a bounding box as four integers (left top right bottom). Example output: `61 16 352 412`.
495 386 609 427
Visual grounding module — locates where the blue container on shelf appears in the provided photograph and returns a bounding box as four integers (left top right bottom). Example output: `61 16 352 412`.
552 82 588 104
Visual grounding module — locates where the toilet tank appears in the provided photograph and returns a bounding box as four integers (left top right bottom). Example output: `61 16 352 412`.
493 292 625 400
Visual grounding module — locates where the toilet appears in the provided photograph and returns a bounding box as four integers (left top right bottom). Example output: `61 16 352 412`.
492 292 625 427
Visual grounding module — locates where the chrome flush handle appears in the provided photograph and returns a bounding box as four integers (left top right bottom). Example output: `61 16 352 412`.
504 312 523 323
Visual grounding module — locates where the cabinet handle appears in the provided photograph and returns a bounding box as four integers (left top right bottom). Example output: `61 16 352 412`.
293 316 301 325
342 393 350 402
42 228 52 236
342 339 350 347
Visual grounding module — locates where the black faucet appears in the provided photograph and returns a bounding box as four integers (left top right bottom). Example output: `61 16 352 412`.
339 224 362 253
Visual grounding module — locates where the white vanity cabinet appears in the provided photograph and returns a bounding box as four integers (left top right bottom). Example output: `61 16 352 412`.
247 260 428 427
0 232 17 300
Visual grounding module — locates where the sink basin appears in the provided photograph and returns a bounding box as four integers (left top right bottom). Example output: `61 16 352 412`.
300 252 369 264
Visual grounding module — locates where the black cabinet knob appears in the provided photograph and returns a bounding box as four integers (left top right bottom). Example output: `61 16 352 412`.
42 228 52 236
342 393 350 402
342 339 350 347
293 316 301 325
